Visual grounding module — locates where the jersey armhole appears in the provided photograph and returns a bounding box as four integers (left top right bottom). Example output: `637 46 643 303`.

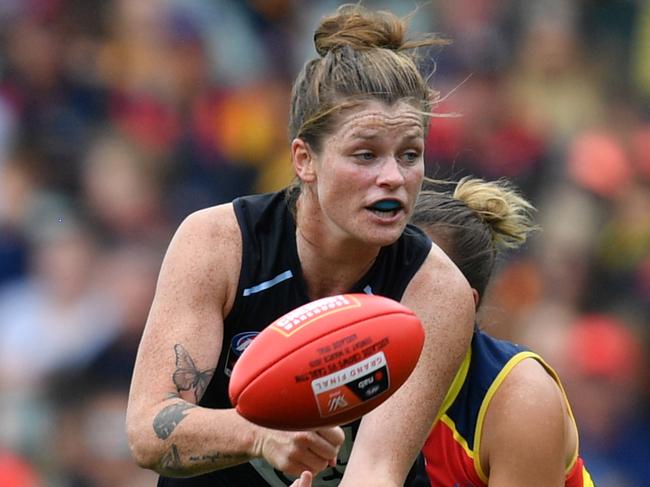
534 355 581 475
435 346 472 424
473 352 581 481
225 199 249 325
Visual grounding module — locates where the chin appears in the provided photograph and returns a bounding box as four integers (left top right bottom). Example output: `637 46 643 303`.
362 226 405 247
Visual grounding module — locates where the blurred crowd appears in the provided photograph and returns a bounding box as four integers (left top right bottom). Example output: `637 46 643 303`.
0 0 648 486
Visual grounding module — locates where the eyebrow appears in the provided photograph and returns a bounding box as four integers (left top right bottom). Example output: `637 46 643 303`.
349 131 424 141
402 133 424 140
352 132 380 140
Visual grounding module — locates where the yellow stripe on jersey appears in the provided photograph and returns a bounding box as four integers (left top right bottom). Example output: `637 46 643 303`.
439 413 477 462
434 346 472 425
582 467 596 487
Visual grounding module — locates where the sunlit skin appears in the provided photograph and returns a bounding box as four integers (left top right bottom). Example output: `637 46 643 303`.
291 101 425 296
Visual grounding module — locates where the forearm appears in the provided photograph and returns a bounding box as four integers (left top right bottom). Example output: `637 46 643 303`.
128 396 258 478
341 254 475 485
340 338 464 486
340 369 440 486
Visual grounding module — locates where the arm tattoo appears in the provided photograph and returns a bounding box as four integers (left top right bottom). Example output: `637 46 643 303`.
189 452 248 464
172 344 215 402
153 402 196 440
160 444 188 475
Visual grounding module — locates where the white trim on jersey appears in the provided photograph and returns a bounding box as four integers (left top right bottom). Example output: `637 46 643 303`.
242 270 294 296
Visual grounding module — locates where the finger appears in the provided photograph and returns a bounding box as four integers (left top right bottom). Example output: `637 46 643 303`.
303 433 341 463
309 427 344 462
299 471 313 487
293 448 330 474
289 471 313 487
279 437 332 476
282 459 317 478
315 426 345 447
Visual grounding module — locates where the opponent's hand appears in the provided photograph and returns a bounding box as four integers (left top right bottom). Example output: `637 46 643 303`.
255 426 344 477
290 471 313 487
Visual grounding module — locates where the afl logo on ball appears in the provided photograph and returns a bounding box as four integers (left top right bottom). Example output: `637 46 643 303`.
224 331 259 377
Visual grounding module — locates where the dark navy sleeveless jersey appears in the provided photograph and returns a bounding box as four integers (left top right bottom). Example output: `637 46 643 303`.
158 190 432 487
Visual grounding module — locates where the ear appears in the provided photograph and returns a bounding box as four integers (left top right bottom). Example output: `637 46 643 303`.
472 288 480 308
291 138 316 183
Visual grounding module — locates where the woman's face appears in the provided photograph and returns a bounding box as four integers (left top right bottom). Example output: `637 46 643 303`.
304 100 425 247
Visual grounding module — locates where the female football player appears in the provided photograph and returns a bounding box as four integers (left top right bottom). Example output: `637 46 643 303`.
126 5 474 486
412 177 594 486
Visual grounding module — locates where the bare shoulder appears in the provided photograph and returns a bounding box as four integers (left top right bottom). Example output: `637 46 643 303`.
161 203 242 314
174 203 240 245
402 243 473 309
400 244 475 378
486 358 565 429
407 245 471 299
481 358 569 485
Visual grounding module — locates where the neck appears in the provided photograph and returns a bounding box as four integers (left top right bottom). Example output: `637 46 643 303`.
295 195 379 299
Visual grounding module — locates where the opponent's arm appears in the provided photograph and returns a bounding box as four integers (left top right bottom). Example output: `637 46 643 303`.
482 359 575 487
341 247 475 486
126 205 343 478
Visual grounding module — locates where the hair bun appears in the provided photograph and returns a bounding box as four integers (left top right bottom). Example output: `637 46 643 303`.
314 4 406 57
453 177 538 249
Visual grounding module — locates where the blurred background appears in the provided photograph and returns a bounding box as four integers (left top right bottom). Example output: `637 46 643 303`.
0 0 648 485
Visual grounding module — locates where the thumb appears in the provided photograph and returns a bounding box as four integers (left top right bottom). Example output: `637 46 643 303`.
292 471 312 487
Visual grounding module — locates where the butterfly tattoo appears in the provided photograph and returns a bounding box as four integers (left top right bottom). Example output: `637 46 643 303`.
172 344 215 402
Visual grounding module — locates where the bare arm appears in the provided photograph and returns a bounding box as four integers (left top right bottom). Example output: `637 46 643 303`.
126 204 252 476
341 247 475 486
482 359 575 487
126 205 343 478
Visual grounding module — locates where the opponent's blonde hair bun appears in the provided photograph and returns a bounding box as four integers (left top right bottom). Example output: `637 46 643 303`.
453 176 538 249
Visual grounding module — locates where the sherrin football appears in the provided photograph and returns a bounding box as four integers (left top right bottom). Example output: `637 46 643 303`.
228 293 425 430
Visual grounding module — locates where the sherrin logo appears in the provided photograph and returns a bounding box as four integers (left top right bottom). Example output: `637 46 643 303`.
271 294 361 337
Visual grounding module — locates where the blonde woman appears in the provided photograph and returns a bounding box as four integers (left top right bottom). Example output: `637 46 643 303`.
413 177 595 487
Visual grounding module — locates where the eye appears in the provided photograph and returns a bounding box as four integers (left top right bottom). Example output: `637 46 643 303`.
354 151 376 162
401 151 421 164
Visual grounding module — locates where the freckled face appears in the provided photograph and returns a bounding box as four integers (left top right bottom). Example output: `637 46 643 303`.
310 100 425 247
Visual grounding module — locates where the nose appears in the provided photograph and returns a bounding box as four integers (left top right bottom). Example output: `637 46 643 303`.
376 157 405 188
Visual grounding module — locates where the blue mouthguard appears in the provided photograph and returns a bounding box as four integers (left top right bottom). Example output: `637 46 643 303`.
373 200 401 210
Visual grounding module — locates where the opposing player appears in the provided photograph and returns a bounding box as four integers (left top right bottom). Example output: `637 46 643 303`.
412 177 595 486
125 5 475 486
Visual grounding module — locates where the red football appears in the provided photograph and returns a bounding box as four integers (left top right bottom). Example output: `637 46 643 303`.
228 293 424 430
